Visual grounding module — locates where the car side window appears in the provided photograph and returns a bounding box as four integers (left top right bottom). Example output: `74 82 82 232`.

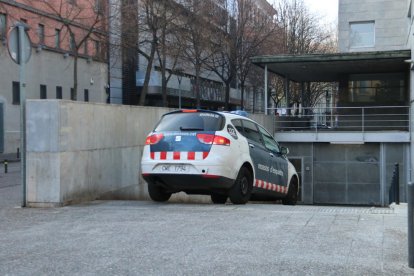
231 119 244 134
241 120 262 144
258 125 280 153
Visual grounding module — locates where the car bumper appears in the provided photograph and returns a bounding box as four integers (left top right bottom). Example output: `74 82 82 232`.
142 173 234 194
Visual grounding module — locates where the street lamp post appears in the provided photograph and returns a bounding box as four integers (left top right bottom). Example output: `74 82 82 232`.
176 69 183 109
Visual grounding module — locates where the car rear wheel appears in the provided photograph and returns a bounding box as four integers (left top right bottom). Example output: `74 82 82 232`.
148 182 171 202
229 167 252 205
282 178 298 205
211 193 228 204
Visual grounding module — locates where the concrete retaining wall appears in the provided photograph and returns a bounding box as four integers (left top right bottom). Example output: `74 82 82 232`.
26 100 271 207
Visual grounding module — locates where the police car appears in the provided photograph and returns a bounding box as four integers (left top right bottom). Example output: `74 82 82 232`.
141 109 299 205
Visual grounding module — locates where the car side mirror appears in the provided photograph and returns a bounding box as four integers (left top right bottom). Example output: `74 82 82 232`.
280 147 289 155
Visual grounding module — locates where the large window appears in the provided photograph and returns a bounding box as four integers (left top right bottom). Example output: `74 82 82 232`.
350 21 375 48
348 73 406 103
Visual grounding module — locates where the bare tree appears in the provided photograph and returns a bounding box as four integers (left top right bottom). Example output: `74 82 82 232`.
177 0 216 109
31 0 108 100
270 0 336 109
235 0 280 110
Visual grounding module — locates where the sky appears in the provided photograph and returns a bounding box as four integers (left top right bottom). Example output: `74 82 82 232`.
272 0 339 25
303 0 339 24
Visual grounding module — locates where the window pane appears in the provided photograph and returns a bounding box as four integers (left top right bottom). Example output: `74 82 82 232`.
258 125 279 153
38 24 44 44
0 14 6 39
84 89 89 102
155 112 224 132
12 81 20 105
40 84 47 99
56 86 62 99
55 29 60 48
241 120 262 144
350 21 375 48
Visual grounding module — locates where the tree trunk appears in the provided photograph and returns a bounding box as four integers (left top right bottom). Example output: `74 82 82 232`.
139 43 156 106
224 84 230 111
195 63 201 109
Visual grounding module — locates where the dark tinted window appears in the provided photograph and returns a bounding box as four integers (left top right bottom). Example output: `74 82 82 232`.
155 112 224 132
12 81 20 105
231 119 243 134
241 120 262 144
258 125 280 153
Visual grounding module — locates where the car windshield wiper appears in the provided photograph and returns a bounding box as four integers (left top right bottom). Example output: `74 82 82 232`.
179 126 204 131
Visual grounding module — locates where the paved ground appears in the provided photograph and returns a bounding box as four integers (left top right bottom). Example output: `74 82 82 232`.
0 162 413 275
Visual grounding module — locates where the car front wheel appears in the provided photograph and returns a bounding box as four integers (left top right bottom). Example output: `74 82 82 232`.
282 178 298 205
229 167 252 205
148 182 171 202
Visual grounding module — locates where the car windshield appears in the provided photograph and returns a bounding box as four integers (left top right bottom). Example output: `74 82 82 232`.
154 112 224 132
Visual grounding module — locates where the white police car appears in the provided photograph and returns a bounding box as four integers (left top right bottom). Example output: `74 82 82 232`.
141 109 299 205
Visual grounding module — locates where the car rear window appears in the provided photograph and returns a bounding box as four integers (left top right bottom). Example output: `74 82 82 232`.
154 112 224 132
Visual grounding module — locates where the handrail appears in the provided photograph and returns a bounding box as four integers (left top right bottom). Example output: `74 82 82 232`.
271 106 410 133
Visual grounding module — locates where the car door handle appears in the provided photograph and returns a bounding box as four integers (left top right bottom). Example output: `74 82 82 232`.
248 143 255 148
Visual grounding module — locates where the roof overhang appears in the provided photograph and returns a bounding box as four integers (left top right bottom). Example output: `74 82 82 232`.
251 50 411 82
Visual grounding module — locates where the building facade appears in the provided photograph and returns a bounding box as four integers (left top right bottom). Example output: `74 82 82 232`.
252 0 412 206
108 0 275 112
0 0 108 154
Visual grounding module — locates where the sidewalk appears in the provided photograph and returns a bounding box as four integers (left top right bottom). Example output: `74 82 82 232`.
0 165 413 275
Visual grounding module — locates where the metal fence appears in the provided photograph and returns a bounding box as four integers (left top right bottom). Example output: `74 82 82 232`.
272 106 410 132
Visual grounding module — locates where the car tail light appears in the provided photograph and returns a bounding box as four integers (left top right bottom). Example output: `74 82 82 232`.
197 134 230 146
145 133 164 145
182 109 198 113
213 136 230 146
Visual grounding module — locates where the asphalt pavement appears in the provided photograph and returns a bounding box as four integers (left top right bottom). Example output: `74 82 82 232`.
0 161 413 275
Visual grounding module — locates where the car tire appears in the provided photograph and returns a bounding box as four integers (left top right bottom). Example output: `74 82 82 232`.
229 167 252 205
148 182 171 202
282 178 298 205
211 193 228 204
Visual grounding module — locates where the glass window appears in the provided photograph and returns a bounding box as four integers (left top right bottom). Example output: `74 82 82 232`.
155 112 224 132
348 73 406 103
55 29 60 48
350 21 375 48
12 81 20 105
240 120 262 144
258 125 280 153
0 13 6 39
40 84 47 99
56 86 62 99
231 119 244 134
84 89 89 102
70 88 75 100
38 24 45 44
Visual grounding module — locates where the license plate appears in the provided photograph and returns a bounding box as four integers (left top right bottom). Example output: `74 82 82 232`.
158 164 188 173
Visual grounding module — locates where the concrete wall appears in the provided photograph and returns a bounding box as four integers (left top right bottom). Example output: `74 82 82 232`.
26 101 165 206
26 101 273 206
338 0 409 52
0 46 108 154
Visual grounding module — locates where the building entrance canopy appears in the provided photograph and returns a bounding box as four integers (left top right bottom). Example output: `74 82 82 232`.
251 50 411 82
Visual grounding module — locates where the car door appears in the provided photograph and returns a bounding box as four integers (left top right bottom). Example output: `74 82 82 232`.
257 125 289 194
238 119 272 188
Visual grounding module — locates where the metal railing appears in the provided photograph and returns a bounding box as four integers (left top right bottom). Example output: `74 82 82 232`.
272 106 410 132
